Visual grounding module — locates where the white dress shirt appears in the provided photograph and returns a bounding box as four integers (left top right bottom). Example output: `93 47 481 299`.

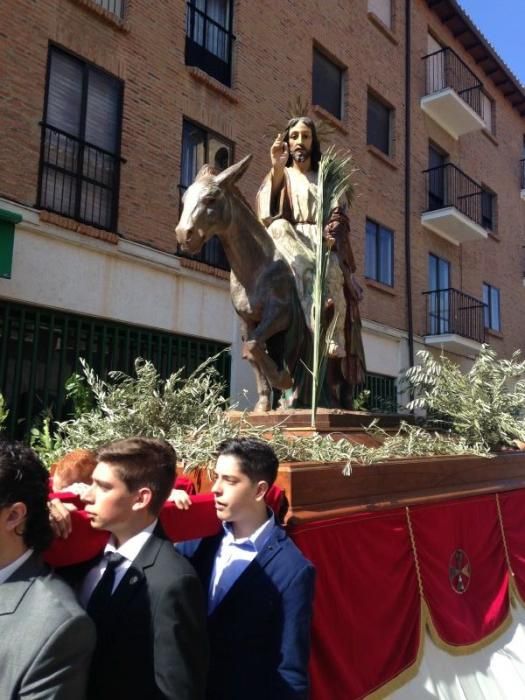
0 549 34 584
208 513 276 612
79 520 157 608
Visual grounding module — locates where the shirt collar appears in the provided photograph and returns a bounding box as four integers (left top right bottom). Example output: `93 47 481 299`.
105 519 157 563
222 512 276 552
0 548 34 585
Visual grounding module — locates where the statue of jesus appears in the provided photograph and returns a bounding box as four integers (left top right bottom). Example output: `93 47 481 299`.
256 116 366 402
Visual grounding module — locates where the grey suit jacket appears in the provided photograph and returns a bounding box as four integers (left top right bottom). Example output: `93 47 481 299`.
0 552 96 700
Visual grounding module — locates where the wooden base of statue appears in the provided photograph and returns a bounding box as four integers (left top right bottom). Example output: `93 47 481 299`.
227 409 525 526
227 408 406 442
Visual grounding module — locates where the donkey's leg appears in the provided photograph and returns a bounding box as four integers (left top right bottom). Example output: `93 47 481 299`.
243 300 293 390
248 359 272 413
239 319 272 411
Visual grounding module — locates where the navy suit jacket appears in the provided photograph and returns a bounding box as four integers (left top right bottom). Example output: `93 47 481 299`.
190 525 315 700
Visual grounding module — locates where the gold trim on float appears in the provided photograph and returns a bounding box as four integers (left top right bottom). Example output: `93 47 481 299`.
424 601 513 656
407 501 514 655
364 602 426 700
359 497 525 697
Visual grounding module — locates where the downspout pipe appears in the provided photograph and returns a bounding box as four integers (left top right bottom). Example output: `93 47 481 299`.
405 0 415 370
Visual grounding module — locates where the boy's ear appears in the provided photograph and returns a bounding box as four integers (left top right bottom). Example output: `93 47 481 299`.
4 502 27 533
132 487 153 512
254 480 269 503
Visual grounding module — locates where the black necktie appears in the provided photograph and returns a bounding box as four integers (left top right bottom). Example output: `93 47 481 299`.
87 551 125 624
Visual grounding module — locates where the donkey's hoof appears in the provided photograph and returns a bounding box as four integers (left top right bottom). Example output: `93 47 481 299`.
253 397 271 413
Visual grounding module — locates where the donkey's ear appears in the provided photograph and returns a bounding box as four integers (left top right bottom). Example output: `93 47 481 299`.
215 154 253 187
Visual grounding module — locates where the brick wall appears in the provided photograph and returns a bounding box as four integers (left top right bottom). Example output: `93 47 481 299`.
1 0 524 357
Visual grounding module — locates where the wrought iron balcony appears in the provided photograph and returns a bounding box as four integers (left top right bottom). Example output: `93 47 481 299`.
423 288 485 354
422 163 487 245
37 123 120 232
421 47 485 138
185 1 235 87
521 159 525 200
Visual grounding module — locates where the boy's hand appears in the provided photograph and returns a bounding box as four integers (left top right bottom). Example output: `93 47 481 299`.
48 498 76 538
169 488 192 510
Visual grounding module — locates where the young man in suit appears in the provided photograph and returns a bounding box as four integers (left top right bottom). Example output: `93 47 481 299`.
63 437 208 700
178 437 316 700
0 441 95 700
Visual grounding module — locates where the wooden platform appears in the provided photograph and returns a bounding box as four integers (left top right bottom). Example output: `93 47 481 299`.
277 452 525 524
216 410 525 525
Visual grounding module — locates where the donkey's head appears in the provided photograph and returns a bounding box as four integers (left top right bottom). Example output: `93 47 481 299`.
175 154 252 254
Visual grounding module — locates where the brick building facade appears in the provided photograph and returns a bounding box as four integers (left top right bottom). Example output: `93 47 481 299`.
1 0 524 435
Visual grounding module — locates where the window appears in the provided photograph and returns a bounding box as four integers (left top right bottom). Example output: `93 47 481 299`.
368 0 392 28
365 219 393 286
92 0 125 18
428 254 450 334
482 283 501 332
481 92 494 133
312 48 344 120
185 0 234 86
481 187 496 231
426 34 444 94
427 144 447 210
179 119 232 270
367 92 392 155
38 47 123 231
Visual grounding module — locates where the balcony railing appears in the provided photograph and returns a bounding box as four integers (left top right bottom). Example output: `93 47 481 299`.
423 288 485 344
37 123 120 232
423 47 483 117
424 163 483 226
92 0 125 18
185 2 235 86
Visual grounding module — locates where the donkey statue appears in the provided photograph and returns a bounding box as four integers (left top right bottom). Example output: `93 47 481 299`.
175 155 307 412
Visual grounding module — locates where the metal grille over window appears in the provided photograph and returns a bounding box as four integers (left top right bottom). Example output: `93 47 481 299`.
37 48 123 232
351 373 397 413
0 300 231 440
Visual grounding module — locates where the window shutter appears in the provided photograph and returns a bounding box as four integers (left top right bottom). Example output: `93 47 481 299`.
85 70 120 153
46 50 83 136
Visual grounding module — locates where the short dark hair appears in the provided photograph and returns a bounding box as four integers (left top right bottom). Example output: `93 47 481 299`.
96 438 176 515
216 437 279 487
0 442 53 553
283 116 322 171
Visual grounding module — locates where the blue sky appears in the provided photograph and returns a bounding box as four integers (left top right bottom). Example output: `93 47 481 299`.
458 1 525 85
